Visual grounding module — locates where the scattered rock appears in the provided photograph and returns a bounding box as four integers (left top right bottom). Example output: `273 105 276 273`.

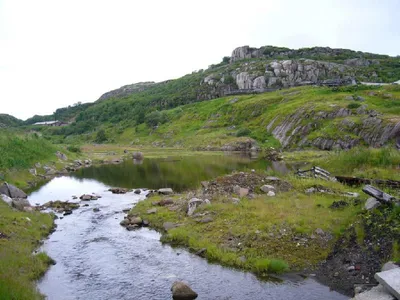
132 152 144 160
11 198 31 211
382 261 399 272
198 216 213 223
315 228 325 236
93 208 100 212
260 184 276 193
142 220 149 227
158 198 174 206
108 187 129 194
365 197 381 210
231 198 240 204
187 198 206 216
329 200 349 209
158 188 174 195
267 191 276 197
29 168 37 176
63 210 73 216
56 151 68 161
129 217 143 225
171 281 198 300
134 189 141 194
233 185 249 197
163 222 177 231
80 194 98 201
147 208 157 214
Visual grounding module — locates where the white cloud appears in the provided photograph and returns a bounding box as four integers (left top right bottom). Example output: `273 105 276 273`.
0 0 399 119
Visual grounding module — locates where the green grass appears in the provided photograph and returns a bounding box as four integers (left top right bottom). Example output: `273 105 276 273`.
130 173 363 273
0 198 54 300
0 130 56 169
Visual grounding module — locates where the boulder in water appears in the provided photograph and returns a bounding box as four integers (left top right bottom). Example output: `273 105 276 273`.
171 281 198 300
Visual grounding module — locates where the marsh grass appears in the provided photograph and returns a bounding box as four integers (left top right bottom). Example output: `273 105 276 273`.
132 175 363 273
0 198 54 300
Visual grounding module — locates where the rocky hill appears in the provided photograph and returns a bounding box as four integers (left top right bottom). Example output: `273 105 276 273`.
20 45 400 150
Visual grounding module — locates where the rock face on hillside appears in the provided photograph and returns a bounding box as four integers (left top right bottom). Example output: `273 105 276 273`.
200 58 355 99
267 106 400 150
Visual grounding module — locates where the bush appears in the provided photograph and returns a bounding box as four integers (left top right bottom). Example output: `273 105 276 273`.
145 111 168 127
236 128 251 137
66 145 81 153
347 103 361 109
95 129 107 143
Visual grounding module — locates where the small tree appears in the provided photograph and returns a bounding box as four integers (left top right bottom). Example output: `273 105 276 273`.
95 129 107 143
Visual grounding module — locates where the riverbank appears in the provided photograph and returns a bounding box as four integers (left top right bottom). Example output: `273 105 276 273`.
128 165 399 296
0 199 55 300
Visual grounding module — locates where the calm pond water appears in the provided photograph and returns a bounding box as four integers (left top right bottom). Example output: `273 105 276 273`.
29 154 346 300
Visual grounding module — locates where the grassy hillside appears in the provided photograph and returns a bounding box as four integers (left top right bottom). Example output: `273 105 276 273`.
62 85 399 151
0 114 23 128
21 45 400 140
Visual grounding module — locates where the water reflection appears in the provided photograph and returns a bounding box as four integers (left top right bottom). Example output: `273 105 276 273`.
73 154 266 192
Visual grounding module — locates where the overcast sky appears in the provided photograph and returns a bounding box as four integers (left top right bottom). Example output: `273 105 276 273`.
1 0 399 120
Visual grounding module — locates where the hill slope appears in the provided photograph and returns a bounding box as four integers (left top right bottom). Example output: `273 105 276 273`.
24 45 400 148
0 114 23 128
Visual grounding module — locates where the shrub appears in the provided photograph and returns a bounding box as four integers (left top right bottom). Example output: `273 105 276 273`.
347 103 361 109
66 145 81 153
145 111 168 127
236 128 251 137
95 129 107 143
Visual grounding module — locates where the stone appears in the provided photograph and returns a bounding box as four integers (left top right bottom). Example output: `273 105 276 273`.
187 198 205 216
120 219 130 226
108 187 129 194
35 162 41 168
267 191 276 197
365 197 381 210
29 168 37 176
56 151 68 161
132 152 144 160
171 281 198 300
142 220 149 227
63 210 73 216
315 228 325 236
382 261 399 272
134 189 141 194
233 185 249 197
231 198 240 204
158 188 173 195
129 217 142 225
163 222 176 231
0 183 27 198
260 185 276 193
352 285 395 300
147 208 157 214
0 194 13 205
158 198 174 206
374 268 400 300
11 198 31 211
198 216 213 223
93 208 100 212
80 194 95 201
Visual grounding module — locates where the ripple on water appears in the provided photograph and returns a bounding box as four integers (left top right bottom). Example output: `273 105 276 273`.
32 176 346 300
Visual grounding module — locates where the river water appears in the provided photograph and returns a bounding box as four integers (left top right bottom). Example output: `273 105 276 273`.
29 155 346 300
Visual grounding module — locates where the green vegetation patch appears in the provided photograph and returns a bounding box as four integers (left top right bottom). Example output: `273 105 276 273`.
0 199 54 300
130 174 362 274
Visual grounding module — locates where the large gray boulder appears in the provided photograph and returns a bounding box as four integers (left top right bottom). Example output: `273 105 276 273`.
171 281 198 300
12 198 31 211
158 188 173 195
365 197 381 210
0 183 27 199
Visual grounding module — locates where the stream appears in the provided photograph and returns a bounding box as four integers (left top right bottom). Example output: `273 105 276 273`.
29 154 346 300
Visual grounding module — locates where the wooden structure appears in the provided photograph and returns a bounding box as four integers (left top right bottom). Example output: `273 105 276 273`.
295 166 337 181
